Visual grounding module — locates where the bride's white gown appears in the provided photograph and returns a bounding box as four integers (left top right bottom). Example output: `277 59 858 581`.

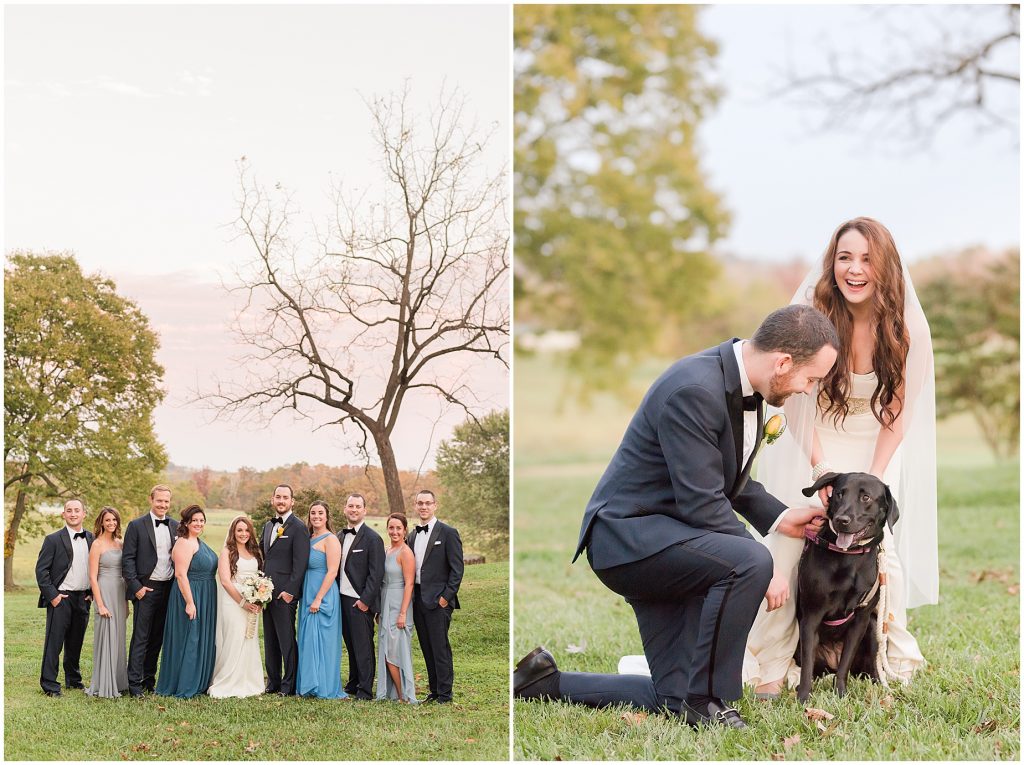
620 372 926 685
208 555 265 698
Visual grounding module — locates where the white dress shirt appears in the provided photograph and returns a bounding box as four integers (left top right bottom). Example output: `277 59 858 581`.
339 522 363 598
59 526 90 591
733 340 785 535
413 517 437 585
268 511 292 547
150 512 173 581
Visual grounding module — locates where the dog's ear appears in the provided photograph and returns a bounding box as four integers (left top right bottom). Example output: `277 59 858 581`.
883 484 900 531
802 472 840 497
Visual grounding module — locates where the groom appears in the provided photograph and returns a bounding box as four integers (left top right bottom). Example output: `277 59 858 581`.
514 305 838 728
261 484 309 695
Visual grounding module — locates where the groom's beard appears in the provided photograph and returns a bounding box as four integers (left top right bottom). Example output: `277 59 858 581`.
765 368 797 408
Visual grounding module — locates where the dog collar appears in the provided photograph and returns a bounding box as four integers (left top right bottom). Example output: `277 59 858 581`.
803 526 871 555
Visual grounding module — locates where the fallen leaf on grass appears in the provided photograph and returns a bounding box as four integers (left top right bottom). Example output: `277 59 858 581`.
973 720 998 734
156 705 167 712
973 569 1013 584
620 711 648 726
879 694 895 709
1007 584 1019 596
131 743 150 753
178 721 191 728
770 753 785 761
804 707 834 721
565 641 587 654
782 734 800 751
465 738 476 743
164 726 175 732
244 741 259 753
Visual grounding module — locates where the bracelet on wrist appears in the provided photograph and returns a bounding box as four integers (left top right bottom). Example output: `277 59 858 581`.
811 461 833 481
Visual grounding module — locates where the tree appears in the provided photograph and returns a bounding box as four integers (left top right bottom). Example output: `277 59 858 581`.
435 409 509 559
204 84 508 516
916 248 1019 457
514 5 729 391
4 252 167 588
776 5 1019 146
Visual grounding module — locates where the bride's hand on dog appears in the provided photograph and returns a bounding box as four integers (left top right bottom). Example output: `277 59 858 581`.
765 573 789 611
777 506 826 538
817 486 832 508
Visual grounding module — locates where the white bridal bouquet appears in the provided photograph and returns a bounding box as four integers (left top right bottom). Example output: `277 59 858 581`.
237 571 274 639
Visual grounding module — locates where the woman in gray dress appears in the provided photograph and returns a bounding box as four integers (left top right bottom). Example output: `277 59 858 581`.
86 507 128 698
376 513 417 703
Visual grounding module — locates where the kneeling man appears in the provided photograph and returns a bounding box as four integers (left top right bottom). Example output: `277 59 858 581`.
514 305 837 728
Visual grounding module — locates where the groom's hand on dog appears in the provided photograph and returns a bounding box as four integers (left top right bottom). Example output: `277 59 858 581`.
776 506 827 539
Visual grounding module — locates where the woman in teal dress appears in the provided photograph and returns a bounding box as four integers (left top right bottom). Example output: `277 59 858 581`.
296 501 346 699
155 505 218 699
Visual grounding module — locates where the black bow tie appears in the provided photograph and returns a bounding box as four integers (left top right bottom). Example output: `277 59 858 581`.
342 528 357 536
415 525 430 534
154 518 169 527
73 531 87 540
742 393 764 411
271 516 284 525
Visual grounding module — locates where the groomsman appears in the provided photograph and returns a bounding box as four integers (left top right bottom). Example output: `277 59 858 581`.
409 490 464 704
337 493 385 700
36 498 94 696
122 484 178 697
261 484 309 695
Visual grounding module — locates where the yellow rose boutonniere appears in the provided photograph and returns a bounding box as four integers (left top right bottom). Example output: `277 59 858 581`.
275 525 285 539
763 414 786 445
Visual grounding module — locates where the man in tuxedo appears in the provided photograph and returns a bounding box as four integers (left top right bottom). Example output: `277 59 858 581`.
122 484 178 697
514 305 839 728
36 498 94 696
337 492 385 700
409 489 464 704
261 483 309 695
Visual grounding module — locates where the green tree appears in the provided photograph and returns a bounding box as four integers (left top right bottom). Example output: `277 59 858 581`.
435 410 509 560
917 247 1019 457
514 5 729 390
4 252 167 588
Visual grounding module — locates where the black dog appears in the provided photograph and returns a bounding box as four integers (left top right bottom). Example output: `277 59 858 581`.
795 471 899 702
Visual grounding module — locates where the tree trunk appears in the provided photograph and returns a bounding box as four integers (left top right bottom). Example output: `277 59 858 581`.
4 488 28 591
372 430 406 516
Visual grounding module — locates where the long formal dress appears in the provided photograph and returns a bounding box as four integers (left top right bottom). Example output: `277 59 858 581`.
208 555 265 698
743 371 927 688
376 547 417 703
296 533 346 699
155 540 218 698
86 548 128 698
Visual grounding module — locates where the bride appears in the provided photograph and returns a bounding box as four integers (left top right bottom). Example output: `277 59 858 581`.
208 515 266 698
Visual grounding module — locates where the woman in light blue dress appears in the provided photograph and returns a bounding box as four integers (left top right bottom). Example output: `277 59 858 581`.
376 513 417 703
155 505 218 699
296 501 346 699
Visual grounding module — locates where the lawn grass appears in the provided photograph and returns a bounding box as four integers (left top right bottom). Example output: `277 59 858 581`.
4 524 509 761
512 353 1019 760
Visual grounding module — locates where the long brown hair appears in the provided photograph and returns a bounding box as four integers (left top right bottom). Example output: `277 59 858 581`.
92 507 122 540
306 501 335 536
813 217 909 428
226 515 263 578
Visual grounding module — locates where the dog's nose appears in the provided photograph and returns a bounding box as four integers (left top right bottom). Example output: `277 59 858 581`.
834 514 852 527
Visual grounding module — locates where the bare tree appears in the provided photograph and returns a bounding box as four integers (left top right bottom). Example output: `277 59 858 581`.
776 4 1019 146
205 84 508 514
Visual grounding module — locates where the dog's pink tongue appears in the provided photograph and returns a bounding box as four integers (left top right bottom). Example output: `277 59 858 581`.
835 532 854 550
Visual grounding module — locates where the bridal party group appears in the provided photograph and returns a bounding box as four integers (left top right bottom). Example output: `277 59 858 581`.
35 483 465 704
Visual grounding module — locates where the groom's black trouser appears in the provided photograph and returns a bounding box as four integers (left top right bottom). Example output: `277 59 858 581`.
264 596 299 694
40 590 90 693
341 594 376 699
127 578 172 693
556 530 773 714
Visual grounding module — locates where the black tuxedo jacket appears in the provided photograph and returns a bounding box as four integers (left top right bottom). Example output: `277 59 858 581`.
261 514 310 599
574 338 786 570
407 520 464 609
36 528 94 607
337 523 385 613
122 514 179 600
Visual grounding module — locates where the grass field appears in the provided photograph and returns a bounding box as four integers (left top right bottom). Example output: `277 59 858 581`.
512 354 1020 760
4 510 509 761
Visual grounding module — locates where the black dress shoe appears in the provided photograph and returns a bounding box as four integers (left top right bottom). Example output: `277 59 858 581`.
514 646 559 698
681 699 748 729
43 689 62 698
66 682 86 690
422 693 438 703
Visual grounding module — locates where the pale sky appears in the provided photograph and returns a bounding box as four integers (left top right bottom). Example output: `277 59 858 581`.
5 4 510 472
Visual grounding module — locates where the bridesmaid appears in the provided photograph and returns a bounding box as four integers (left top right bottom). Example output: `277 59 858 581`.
155 505 218 699
208 516 265 698
85 507 128 698
296 501 346 698
376 513 417 703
